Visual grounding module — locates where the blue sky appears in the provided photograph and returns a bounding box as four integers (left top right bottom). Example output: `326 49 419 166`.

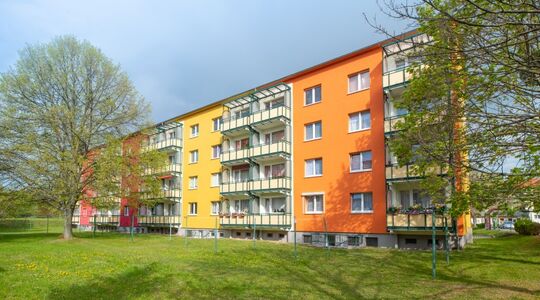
0 0 410 122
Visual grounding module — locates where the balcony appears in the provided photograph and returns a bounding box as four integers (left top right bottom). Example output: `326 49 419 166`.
250 106 290 130
386 164 447 181
220 180 251 195
138 215 181 226
383 68 412 90
220 213 291 229
250 141 291 161
384 116 404 134
387 212 453 232
140 188 182 200
143 138 182 152
90 215 120 224
250 177 291 194
220 148 251 165
144 163 182 176
222 115 250 134
71 215 80 224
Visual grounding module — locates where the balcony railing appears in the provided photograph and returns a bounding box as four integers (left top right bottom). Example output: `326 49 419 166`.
384 116 404 133
140 188 182 200
250 177 291 192
222 106 290 133
90 215 120 224
222 114 250 132
250 105 290 125
221 180 251 194
220 148 250 163
387 213 453 231
138 215 181 226
220 213 291 229
71 215 80 224
386 164 447 181
144 163 182 175
250 141 291 158
383 68 412 89
221 141 291 164
220 177 291 194
142 138 183 151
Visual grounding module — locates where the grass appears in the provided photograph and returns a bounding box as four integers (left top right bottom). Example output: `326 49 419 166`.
0 220 539 299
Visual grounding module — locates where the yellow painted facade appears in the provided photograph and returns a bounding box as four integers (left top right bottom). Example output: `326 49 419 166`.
180 104 223 230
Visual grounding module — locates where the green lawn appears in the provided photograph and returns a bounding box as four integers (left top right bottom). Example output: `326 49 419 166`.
0 220 539 299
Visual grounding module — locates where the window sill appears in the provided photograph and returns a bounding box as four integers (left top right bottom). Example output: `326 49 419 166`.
188 187 198 190
189 162 198 164
348 128 370 134
211 157 220 160
351 211 374 214
304 137 322 142
304 101 321 107
350 169 372 174
210 185 219 188
304 175 323 178
305 212 324 215
188 214 198 216
347 87 370 95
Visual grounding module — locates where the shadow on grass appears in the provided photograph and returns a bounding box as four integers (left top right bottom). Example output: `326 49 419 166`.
0 232 62 242
47 263 174 300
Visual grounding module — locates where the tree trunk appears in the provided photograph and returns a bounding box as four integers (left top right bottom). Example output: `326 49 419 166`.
63 209 73 240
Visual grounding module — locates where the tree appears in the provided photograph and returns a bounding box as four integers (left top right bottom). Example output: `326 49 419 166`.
369 0 540 215
0 36 163 239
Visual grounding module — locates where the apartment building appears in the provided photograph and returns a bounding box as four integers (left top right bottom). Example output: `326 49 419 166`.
72 30 472 249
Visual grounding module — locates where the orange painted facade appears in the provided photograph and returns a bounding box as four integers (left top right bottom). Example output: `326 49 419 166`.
288 46 387 234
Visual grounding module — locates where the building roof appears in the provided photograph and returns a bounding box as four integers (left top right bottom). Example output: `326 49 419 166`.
157 28 419 125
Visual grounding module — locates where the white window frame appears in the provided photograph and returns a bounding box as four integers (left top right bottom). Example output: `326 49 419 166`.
189 202 198 215
350 151 373 172
190 150 199 163
303 193 324 214
351 192 373 213
348 70 370 93
211 145 221 159
190 124 199 137
210 201 220 215
305 158 323 177
212 117 222 132
304 121 322 141
304 85 321 106
348 110 371 133
189 176 198 189
123 206 129 217
210 173 221 187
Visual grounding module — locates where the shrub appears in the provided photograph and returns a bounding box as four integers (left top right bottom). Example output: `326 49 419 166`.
514 218 540 235
475 223 485 229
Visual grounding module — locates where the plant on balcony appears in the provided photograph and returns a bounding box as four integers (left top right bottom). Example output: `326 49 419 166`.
387 206 401 214
404 203 424 215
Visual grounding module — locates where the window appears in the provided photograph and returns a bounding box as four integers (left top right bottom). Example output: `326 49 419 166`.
395 57 407 69
303 235 313 244
349 111 371 132
189 202 198 215
211 201 220 215
234 107 250 119
189 176 198 189
168 131 176 140
190 150 199 163
235 138 249 150
211 173 221 187
348 236 361 246
365 237 378 247
168 154 177 164
190 124 199 137
264 98 285 110
212 117 222 131
264 163 285 179
123 206 129 217
305 86 321 105
305 194 324 213
232 167 249 182
348 71 370 93
264 130 285 145
350 151 372 172
405 238 417 245
211 145 221 159
305 158 323 177
305 121 322 141
351 193 373 213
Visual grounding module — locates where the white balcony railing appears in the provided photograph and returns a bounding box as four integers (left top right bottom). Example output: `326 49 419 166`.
383 68 413 88
142 138 182 151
